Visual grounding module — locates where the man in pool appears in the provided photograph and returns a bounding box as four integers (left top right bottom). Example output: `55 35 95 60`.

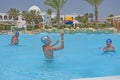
11 31 19 45
100 39 115 51
41 32 64 59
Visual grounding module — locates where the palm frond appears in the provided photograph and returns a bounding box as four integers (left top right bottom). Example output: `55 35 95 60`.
85 0 103 7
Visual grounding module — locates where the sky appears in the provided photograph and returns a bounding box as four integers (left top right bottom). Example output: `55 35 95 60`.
0 0 120 18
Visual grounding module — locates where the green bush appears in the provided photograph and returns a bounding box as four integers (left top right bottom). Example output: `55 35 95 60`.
45 25 49 29
27 25 38 31
79 22 112 29
65 24 73 29
0 24 13 30
27 26 32 30
98 22 112 29
60 25 65 29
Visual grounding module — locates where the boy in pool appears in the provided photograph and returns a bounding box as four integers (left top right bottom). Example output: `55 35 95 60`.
100 39 115 51
10 31 19 45
41 32 64 59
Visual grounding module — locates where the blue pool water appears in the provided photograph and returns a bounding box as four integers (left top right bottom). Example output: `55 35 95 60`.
0 33 120 80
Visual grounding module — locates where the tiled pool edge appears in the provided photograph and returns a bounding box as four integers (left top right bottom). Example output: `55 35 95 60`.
72 75 120 80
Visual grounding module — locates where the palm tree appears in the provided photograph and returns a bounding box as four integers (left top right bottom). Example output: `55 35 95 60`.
75 15 82 22
22 11 32 24
8 8 20 25
108 14 114 18
89 13 94 21
46 9 53 17
22 10 42 30
44 0 68 29
107 14 114 26
84 13 89 23
85 0 103 28
46 9 53 27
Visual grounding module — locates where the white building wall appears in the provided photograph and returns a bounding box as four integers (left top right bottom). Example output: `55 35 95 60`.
0 5 81 28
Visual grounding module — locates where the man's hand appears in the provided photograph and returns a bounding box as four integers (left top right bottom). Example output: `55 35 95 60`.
56 39 59 43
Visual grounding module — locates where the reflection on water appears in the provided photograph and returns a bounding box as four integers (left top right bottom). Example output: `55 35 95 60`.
101 50 117 56
43 59 54 69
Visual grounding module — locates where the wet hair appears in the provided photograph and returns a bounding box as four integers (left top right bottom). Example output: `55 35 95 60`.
106 39 112 43
41 36 50 44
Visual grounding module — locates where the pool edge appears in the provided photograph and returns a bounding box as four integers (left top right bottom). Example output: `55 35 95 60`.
72 75 120 80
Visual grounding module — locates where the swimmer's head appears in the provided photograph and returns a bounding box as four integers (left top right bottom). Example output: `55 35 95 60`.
41 36 51 45
106 39 112 45
106 39 112 43
15 31 19 37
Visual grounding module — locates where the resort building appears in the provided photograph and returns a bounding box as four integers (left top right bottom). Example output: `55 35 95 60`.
0 13 14 22
111 15 120 28
0 5 81 29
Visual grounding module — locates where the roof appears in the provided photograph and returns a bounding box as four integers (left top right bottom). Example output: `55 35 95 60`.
110 15 120 19
28 5 41 13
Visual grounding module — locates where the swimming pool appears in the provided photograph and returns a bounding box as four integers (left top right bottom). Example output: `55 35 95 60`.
0 33 120 80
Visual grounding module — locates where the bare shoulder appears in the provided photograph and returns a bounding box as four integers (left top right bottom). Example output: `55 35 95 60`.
43 45 52 51
112 45 115 48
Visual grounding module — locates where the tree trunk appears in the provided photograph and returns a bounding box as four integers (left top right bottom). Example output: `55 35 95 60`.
95 6 98 29
57 9 60 29
32 21 35 33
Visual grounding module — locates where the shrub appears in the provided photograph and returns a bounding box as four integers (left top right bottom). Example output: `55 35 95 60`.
0 24 13 30
27 25 38 31
65 24 73 29
27 26 33 30
98 22 112 29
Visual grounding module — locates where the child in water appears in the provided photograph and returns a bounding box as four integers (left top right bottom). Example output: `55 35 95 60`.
10 31 19 45
100 39 115 51
41 32 64 59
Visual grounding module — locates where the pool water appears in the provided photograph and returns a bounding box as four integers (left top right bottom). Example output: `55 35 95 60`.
0 33 120 80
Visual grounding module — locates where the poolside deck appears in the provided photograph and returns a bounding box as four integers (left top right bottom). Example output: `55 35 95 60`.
72 76 120 80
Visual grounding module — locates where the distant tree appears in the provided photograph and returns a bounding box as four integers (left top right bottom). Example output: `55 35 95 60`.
44 0 68 29
85 0 104 28
46 9 53 17
107 14 114 26
8 8 20 25
84 13 90 22
76 13 93 23
22 10 42 30
108 14 114 18
22 11 32 24
75 15 82 22
88 13 94 21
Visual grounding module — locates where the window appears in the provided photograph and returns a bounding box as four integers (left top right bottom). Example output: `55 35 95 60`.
4 15 7 20
0 15 2 20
